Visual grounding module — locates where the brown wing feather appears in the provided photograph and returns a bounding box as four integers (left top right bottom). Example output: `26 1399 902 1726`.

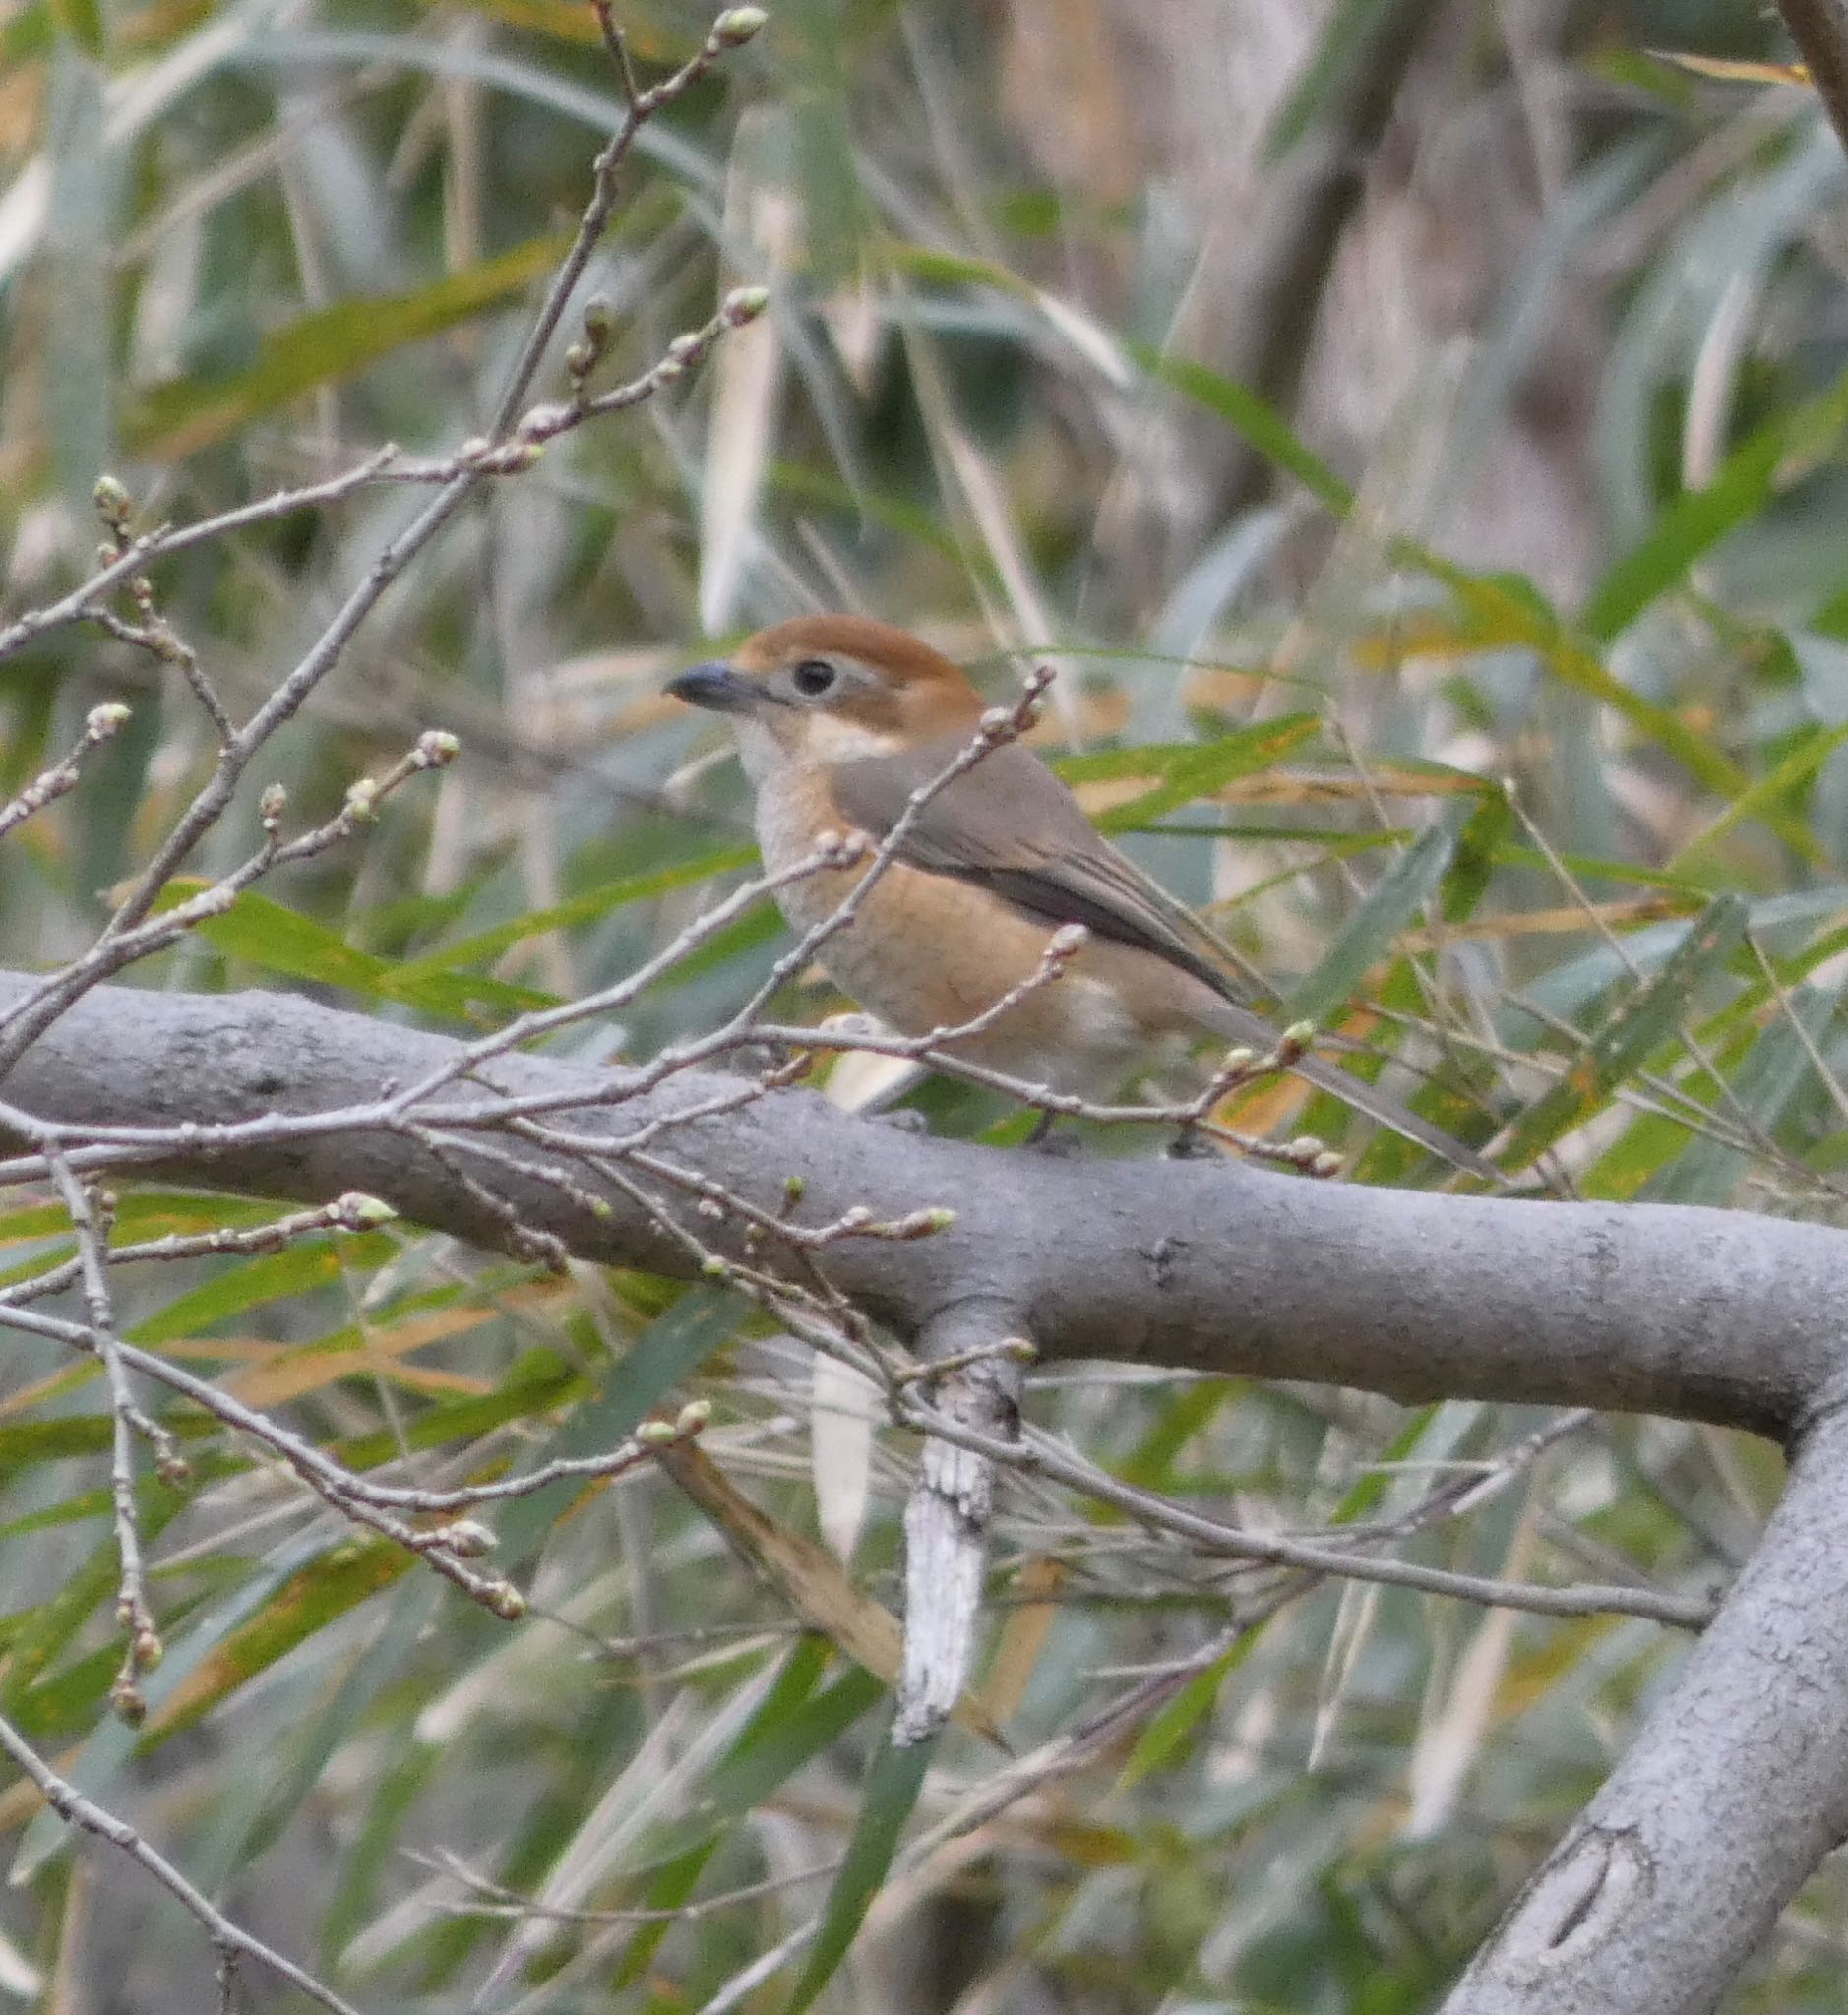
829 738 1253 1004
830 737 1508 1185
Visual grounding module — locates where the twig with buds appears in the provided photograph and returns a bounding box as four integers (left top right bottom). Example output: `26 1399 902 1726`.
0 1191 398 1304
0 703 132 844
483 3 768 442
0 6 769 1101
42 1152 160 1723
0 733 460 1081
90 476 235 741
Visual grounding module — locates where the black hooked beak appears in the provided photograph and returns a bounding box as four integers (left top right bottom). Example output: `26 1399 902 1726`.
667 661 759 713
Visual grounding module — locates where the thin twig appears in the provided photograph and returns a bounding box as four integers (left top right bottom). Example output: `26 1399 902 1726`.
428 1848 833 1925
43 1151 159 1722
0 1709 365 2015
893 1395 1716 1630
0 704 132 843
0 8 768 1089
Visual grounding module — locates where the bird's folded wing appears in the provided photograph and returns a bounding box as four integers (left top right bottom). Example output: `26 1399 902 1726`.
831 737 1507 1185
829 738 1256 1005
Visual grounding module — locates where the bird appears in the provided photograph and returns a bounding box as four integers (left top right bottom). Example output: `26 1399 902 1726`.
667 613 1499 1181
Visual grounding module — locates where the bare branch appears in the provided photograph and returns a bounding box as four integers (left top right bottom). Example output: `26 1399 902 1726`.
43 1150 159 1721
1774 0 1848 166
0 972 1838 1437
0 1710 364 2015
0 703 132 843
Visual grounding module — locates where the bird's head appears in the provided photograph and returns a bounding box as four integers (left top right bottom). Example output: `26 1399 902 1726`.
668 615 986 775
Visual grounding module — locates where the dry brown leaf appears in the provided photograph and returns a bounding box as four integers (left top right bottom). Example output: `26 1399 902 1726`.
659 1441 1005 1743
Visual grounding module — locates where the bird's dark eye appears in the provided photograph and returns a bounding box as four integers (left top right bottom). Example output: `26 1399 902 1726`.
791 658 837 699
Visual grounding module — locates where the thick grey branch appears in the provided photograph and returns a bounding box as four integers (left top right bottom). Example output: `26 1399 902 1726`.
0 971 1835 1436
4 970 1848 2014
1444 1404 1848 2015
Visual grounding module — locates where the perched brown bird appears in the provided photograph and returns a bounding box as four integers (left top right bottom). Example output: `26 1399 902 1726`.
669 614 1496 1179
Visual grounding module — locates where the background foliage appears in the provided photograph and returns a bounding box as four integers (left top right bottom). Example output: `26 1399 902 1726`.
2 0 1846 2007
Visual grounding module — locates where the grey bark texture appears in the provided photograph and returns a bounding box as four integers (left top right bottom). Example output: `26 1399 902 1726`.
1447 1404 1848 2013
3 969 1847 2012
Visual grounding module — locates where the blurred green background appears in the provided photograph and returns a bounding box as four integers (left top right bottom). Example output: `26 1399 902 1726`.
2 0 1845 2008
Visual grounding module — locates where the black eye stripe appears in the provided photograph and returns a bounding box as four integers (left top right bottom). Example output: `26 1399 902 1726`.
791 658 837 697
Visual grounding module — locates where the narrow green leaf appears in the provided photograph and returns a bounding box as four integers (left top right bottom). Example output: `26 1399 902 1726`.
2 1514 171 1701
1578 1095 1734 1204
168 886 549 1020
1667 723 1848 872
1138 824 1409 860
786 1727 935 2012
1499 895 1749 1171
11 1529 336 1879
612 1638 841 1985
709 1657 884 1822
1646 984 1841 1205
1425 562 1756 813
391 847 756 984
148 1543 412 1741
219 1579 438 1875
46 0 102 59
614 1656 885 1920
1490 844 1719 897
128 1233 394 1345
0 1489 111 1541
656 899 785 990
0 1193 320 1249
1345 959 1498 1188
1583 365 1848 643
1118 1630 1263 1790
610 1839 721 1988
1261 0 1390 158
1325 1404 1444 1527
1121 331 1765 809
1286 808 1467 1026
1517 889 1848 1032
884 240 1034 299
0 6 54 65
1055 718 1319 814
1583 433 1784 645
0 1415 203 1470
333 1346 587 1477
189 891 395 994
324 1736 447 1959
1053 743 1221 784
1442 790 1514 925
772 460 979 569
127 232 573 459
1116 1382 1239 1491
490 1290 738 1564
1125 340 1353 514
1091 718 1322 832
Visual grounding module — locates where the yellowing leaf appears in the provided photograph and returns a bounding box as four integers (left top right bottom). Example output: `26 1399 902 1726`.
1649 51 1810 86
150 1542 411 1740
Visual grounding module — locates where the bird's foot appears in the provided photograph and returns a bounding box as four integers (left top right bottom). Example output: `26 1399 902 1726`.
1023 1110 1082 1157
1164 1124 1220 1162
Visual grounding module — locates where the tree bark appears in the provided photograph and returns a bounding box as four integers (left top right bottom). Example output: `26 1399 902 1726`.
4 968 1848 2011
0 972 1834 1434
1444 1402 1848 2014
